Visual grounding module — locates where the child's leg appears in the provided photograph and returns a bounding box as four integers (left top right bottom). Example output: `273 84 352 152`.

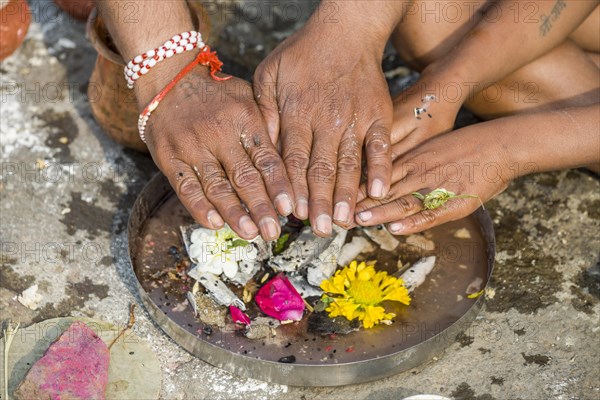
465 40 599 119
392 2 599 116
391 0 491 71
392 1 599 172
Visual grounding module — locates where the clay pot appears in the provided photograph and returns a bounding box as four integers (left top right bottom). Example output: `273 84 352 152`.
54 0 95 21
86 3 211 153
0 0 31 61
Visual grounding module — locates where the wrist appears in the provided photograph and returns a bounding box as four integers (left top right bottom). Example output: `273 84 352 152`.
133 47 210 107
419 60 479 110
309 0 403 54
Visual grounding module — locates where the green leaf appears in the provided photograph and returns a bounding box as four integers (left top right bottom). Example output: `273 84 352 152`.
229 239 250 248
412 188 480 210
273 233 290 255
302 219 311 227
314 296 332 312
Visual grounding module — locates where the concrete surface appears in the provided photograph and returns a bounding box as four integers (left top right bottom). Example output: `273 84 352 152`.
1 1 599 399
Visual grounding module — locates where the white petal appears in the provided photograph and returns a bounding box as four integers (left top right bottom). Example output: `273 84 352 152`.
199 256 223 276
188 242 204 263
190 228 213 244
245 244 258 261
222 260 239 279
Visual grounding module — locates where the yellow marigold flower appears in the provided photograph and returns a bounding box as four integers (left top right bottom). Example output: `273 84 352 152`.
319 260 411 329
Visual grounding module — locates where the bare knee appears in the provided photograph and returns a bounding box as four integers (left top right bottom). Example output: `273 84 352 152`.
391 0 491 71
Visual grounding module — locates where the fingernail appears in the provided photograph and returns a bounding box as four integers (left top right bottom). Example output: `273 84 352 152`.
370 179 384 199
315 214 332 236
388 222 403 233
239 215 259 238
358 210 372 222
275 193 294 216
296 198 308 220
259 217 280 241
333 202 350 223
207 210 224 229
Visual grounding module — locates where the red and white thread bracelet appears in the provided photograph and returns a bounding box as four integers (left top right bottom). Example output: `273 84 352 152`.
137 46 232 143
124 31 204 89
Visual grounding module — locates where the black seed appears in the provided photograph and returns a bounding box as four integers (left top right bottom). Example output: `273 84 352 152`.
202 326 213 335
285 342 292 348
427 114 432 118
278 355 296 363
129 351 135 355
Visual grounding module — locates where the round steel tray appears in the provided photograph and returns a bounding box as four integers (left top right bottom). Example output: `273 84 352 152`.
127 173 495 386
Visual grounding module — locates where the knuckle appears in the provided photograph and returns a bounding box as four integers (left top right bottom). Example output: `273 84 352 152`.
254 152 286 186
177 176 202 198
252 148 281 173
283 150 309 171
203 175 233 198
308 157 336 183
283 150 309 185
366 131 390 156
392 197 415 215
337 154 361 175
418 210 438 226
230 162 261 189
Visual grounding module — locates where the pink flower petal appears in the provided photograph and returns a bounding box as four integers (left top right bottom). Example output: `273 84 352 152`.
229 305 251 325
255 273 305 321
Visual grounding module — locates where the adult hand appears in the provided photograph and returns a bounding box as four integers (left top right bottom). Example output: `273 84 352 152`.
253 1 400 235
139 62 294 242
100 1 294 242
355 121 516 234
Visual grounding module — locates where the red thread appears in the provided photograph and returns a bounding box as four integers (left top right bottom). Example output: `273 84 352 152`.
140 46 231 119
197 46 232 81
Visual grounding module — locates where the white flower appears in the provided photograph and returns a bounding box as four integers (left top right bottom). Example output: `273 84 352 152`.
188 225 255 279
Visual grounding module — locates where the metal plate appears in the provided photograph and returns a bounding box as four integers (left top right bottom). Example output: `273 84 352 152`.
127 173 495 386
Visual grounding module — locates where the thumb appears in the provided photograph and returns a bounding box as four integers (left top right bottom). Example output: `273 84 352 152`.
253 63 280 145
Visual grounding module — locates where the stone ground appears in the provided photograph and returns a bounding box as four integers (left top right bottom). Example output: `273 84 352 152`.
1 1 599 399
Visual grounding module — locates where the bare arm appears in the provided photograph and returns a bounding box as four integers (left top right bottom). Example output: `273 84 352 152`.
502 104 600 172
97 0 205 104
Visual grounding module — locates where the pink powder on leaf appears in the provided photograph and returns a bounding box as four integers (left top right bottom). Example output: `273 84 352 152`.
14 321 110 400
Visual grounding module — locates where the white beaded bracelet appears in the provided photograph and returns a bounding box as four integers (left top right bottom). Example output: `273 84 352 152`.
124 31 204 89
136 46 231 143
